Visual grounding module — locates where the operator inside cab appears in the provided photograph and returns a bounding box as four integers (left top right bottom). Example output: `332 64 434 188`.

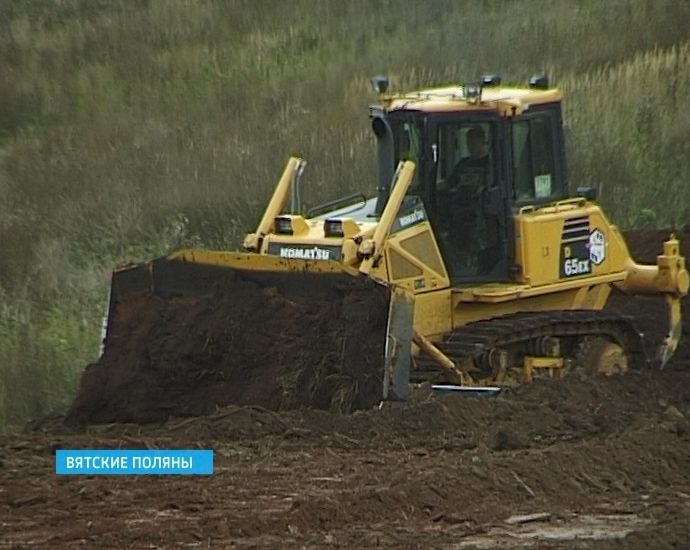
446 126 489 187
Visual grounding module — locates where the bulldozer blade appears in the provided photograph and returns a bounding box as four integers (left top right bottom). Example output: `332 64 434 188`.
86 251 412 422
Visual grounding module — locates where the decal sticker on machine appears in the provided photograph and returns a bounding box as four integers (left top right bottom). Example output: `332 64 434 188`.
560 240 591 278
534 174 552 198
280 247 331 260
559 228 607 278
391 196 429 234
267 243 342 261
398 209 426 228
588 228 606 265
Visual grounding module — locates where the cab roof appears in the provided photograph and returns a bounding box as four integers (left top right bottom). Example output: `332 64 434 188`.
381 84 562 117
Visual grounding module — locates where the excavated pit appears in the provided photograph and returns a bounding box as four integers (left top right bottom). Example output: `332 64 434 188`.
66 227 690 425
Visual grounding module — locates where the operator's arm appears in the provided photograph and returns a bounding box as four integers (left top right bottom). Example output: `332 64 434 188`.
438 159 465 193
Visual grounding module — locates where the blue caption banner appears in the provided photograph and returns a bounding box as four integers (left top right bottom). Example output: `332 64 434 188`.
55 449 213 475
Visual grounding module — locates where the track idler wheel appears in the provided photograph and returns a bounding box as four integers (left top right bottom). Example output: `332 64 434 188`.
579 337 629 376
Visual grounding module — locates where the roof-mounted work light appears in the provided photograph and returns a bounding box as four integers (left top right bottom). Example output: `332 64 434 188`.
481 74 501 87
529 74 549 89
464 85 480 101
370 76 389 94
274 216 294 235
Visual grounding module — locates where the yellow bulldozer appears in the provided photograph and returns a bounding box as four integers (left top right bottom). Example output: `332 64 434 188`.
103 74 688 404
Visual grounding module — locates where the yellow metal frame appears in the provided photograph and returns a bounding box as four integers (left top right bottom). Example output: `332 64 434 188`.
523 356 565 383
383 222 450 292
382 85 562 117
168 249 348 275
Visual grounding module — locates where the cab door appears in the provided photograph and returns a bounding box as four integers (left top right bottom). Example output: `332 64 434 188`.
427 116 511 283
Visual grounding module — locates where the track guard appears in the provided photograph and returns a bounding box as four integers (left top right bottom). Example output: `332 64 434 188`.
383 286 415 403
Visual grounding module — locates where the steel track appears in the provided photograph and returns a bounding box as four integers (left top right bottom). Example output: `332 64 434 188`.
413 310 649 382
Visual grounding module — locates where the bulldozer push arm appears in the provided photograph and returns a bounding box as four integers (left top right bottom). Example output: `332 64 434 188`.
243 157 307 253
358 161 417 275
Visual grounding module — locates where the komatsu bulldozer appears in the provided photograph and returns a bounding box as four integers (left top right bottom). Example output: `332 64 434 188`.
104 75 688 403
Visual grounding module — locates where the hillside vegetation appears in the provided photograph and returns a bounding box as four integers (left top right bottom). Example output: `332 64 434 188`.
1 0 690 428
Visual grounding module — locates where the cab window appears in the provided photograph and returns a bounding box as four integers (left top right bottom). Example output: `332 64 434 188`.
389 118 424 191
512 113 563 202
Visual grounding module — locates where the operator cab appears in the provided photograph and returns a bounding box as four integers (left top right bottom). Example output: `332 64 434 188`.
371 76 567 284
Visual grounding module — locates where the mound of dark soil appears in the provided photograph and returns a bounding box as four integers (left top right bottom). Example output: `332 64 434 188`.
66 271 389 425
623 225 690 264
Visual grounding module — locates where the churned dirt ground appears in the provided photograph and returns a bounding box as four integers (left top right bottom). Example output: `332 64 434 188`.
1 228 689 548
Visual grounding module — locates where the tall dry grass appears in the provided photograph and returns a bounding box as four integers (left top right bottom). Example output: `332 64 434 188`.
563 44 690 227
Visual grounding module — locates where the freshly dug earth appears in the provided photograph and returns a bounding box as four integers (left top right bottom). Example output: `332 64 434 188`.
67 273 389 424
3 367 689 547
1 228 689 548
